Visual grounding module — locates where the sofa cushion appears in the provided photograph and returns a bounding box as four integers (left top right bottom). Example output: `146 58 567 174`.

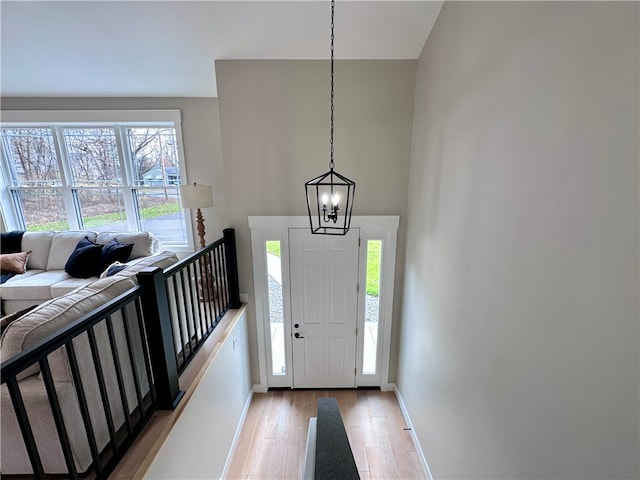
46 231 98 271
0 270 44 315
49 277 97 298
0 271 72 301
0 269 43 288
0 275 137 381
96 232 158 260
22 232 55 270
1 376 86 474
64 237 103 278
0 251 31 275
114 250 178 280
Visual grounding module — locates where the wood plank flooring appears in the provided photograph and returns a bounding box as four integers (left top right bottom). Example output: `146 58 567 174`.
225 389 426 480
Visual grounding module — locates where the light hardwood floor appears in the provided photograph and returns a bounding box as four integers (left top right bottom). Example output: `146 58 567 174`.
225 389 426 480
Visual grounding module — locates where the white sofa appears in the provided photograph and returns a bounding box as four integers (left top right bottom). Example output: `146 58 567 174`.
0 245 178 475
0 230 162 315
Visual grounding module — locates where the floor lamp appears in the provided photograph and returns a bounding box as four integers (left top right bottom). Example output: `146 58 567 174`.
180 183 214 249
181 183 214 302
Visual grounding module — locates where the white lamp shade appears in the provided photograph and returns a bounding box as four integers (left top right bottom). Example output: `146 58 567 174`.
180 183 213 209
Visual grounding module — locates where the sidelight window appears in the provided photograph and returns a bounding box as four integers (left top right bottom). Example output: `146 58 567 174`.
266 240 286 375
363 239 382 375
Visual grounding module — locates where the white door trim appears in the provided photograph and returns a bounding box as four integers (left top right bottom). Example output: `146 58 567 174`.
249 215 399 390
356 226 398 388
250 227 293 388
249 215 399 230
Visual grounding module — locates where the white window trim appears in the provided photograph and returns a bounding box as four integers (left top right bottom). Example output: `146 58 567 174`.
250 228 293 389
0 110 195 251
0 109 181 124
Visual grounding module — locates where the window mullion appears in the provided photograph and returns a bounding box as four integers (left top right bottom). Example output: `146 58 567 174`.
0 132 23 229
53 126 82 230
174 120 195 249
114 126 141 231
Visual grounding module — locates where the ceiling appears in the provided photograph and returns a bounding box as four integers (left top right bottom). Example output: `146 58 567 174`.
0 1 443 98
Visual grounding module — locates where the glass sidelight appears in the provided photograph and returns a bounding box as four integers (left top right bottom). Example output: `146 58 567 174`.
362 240 382 375
266 240 285 375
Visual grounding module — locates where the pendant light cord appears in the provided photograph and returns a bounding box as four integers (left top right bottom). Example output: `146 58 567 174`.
329 0 335 171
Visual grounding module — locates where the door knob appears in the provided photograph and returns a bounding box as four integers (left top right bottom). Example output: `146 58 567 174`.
294 323 299 328
294 332 304 339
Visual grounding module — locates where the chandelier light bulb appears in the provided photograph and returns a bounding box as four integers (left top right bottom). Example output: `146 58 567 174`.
331 193 340 206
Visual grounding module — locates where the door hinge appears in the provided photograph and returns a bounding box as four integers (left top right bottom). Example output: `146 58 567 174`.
356 327 358 336
358 237 361 247
354 367 357 375
357 284 359 293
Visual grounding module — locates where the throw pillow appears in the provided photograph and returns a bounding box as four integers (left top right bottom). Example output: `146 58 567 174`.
64 237 103 278
1 230 25 254
98 238 134 273
99 261 128 278
0 251 32 274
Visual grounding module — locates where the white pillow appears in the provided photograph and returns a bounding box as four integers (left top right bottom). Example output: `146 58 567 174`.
96 232 158 259
21 231 55 270
46 231 98 270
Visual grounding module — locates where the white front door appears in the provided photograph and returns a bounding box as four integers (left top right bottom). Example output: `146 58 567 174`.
289 228 360 388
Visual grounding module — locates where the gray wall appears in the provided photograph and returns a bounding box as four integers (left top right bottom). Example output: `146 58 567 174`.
0 97 227 243
216 60 416 384
399 2 639 479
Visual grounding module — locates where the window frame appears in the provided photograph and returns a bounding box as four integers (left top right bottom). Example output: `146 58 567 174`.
0 110 195 251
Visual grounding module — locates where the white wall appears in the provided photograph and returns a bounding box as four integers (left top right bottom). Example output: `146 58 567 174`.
0 97 228 243
399 2 639 479
145 309 251 479
215 60 416 385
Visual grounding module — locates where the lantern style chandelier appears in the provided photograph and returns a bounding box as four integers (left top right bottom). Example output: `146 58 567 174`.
305 0 355 235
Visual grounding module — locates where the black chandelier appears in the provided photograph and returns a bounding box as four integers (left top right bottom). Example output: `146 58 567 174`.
305 0 355 236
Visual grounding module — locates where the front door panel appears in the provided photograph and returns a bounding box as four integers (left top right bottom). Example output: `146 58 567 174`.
289 229 359 388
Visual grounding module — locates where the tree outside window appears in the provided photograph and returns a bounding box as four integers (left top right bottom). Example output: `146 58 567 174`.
0 124 189 247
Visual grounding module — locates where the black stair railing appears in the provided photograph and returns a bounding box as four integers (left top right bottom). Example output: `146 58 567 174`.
151 227 242 377
0 228 242 479
0 289 157 478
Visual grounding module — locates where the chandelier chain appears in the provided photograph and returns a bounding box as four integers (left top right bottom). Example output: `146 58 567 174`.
304 0 355 235
329 0 335 170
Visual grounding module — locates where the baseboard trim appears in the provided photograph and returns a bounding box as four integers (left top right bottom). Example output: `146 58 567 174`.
252 383 268 393
391 383 434 480
221 387 255 478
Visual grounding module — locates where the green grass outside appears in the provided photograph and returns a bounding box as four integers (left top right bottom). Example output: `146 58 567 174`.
29 220 70 232
366 240 382 297
266 240 281 258
27 202 181 231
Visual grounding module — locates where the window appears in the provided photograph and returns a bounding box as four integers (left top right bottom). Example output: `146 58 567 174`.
0 110 192 249
265 240 285 376
362 239 382 374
